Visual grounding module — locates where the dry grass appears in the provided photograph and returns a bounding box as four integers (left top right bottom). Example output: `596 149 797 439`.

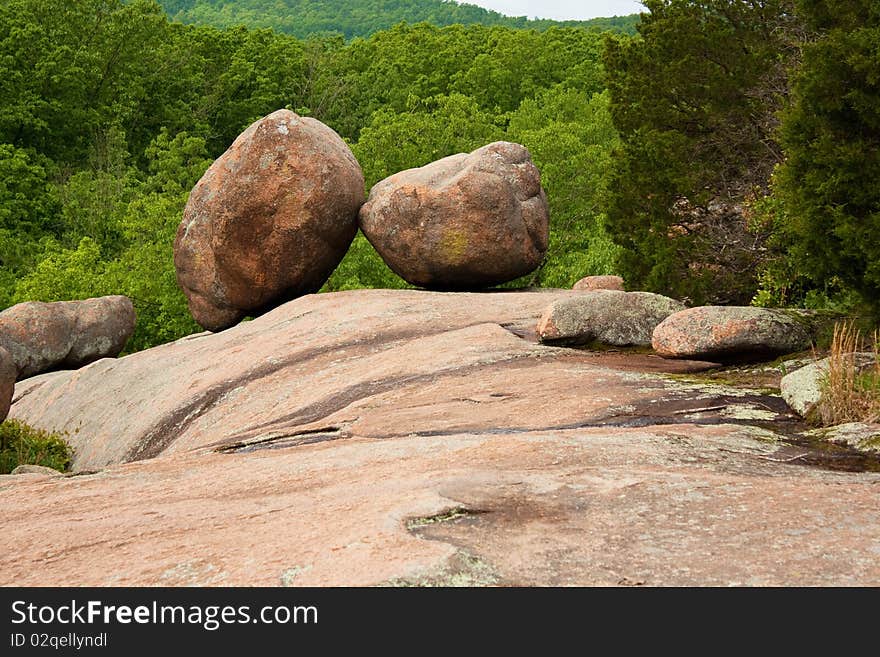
815 322 880 426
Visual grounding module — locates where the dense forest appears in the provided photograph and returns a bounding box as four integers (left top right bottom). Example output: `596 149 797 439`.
1 0 878 354
157 0 641 38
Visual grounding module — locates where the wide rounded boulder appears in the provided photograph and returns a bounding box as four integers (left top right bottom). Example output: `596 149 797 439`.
537 290 685 347
174 109 364 332
358 141 549 289
0 296 136 380
0 346 14 422
653 306 814 363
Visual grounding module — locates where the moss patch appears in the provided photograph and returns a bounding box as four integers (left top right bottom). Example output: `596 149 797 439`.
664 370 777 395
406 507 484 530
661 353 821 393
439 229 469 265
383 551 499 587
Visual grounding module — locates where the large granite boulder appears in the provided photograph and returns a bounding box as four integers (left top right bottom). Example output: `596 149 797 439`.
653 306 814 363
537 290 685 347
0 296 135 380
174 109 364 332
0 347 14 422
358 142 549 289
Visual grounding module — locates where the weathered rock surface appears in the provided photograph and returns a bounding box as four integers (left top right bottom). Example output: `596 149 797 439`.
174 109 364 332
537 290 685 347
0 346 14 422
806 423 880 454
358 142 548 289
781 353 876 418
573 275 624 292
4 289 880 586
653 306 814 363
0 296 135 380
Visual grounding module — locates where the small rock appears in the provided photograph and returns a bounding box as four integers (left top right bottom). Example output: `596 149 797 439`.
573 275 624 292
0 296 135 380
0 346 14 422
10 464 63 477
805 423 880 454
175 109 364 331
537 290 685 347
780 353 876 418
653 306 814 363
359 141 549 289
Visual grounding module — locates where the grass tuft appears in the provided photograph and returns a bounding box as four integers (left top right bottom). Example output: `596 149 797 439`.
815 322 880 426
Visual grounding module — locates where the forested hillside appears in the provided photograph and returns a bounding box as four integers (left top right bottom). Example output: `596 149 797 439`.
1 0 878 355
1 0 622 351
157 0 641 38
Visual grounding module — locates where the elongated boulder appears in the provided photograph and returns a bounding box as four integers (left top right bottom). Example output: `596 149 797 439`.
653 306 814 363
174 109 364 332
0 296 135 380
780 353 876 418
537 290 685 347
0 346 14 422
358 141 549 289
10 464 63 477
573 275 625 292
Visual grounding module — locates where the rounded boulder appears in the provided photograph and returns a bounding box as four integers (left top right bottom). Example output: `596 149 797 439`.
537 290 685 347
0 296 136 381
652 306 814 363
174 109 364 332
358 141 549 289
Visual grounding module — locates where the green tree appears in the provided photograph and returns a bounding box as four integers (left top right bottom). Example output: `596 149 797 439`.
0 0 171 166
0 144 61 305
508 88 621 287
603 0 803 304
354 92 505 187
14 237 113 303
763 0 880 313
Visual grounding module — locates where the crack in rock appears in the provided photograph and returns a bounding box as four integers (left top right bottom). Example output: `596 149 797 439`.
216 426 347 454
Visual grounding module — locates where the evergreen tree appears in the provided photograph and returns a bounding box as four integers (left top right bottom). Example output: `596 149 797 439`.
603 0 802 304
767 0 880 312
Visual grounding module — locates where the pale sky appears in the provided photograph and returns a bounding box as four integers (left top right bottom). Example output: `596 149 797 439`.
466 1 646 20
